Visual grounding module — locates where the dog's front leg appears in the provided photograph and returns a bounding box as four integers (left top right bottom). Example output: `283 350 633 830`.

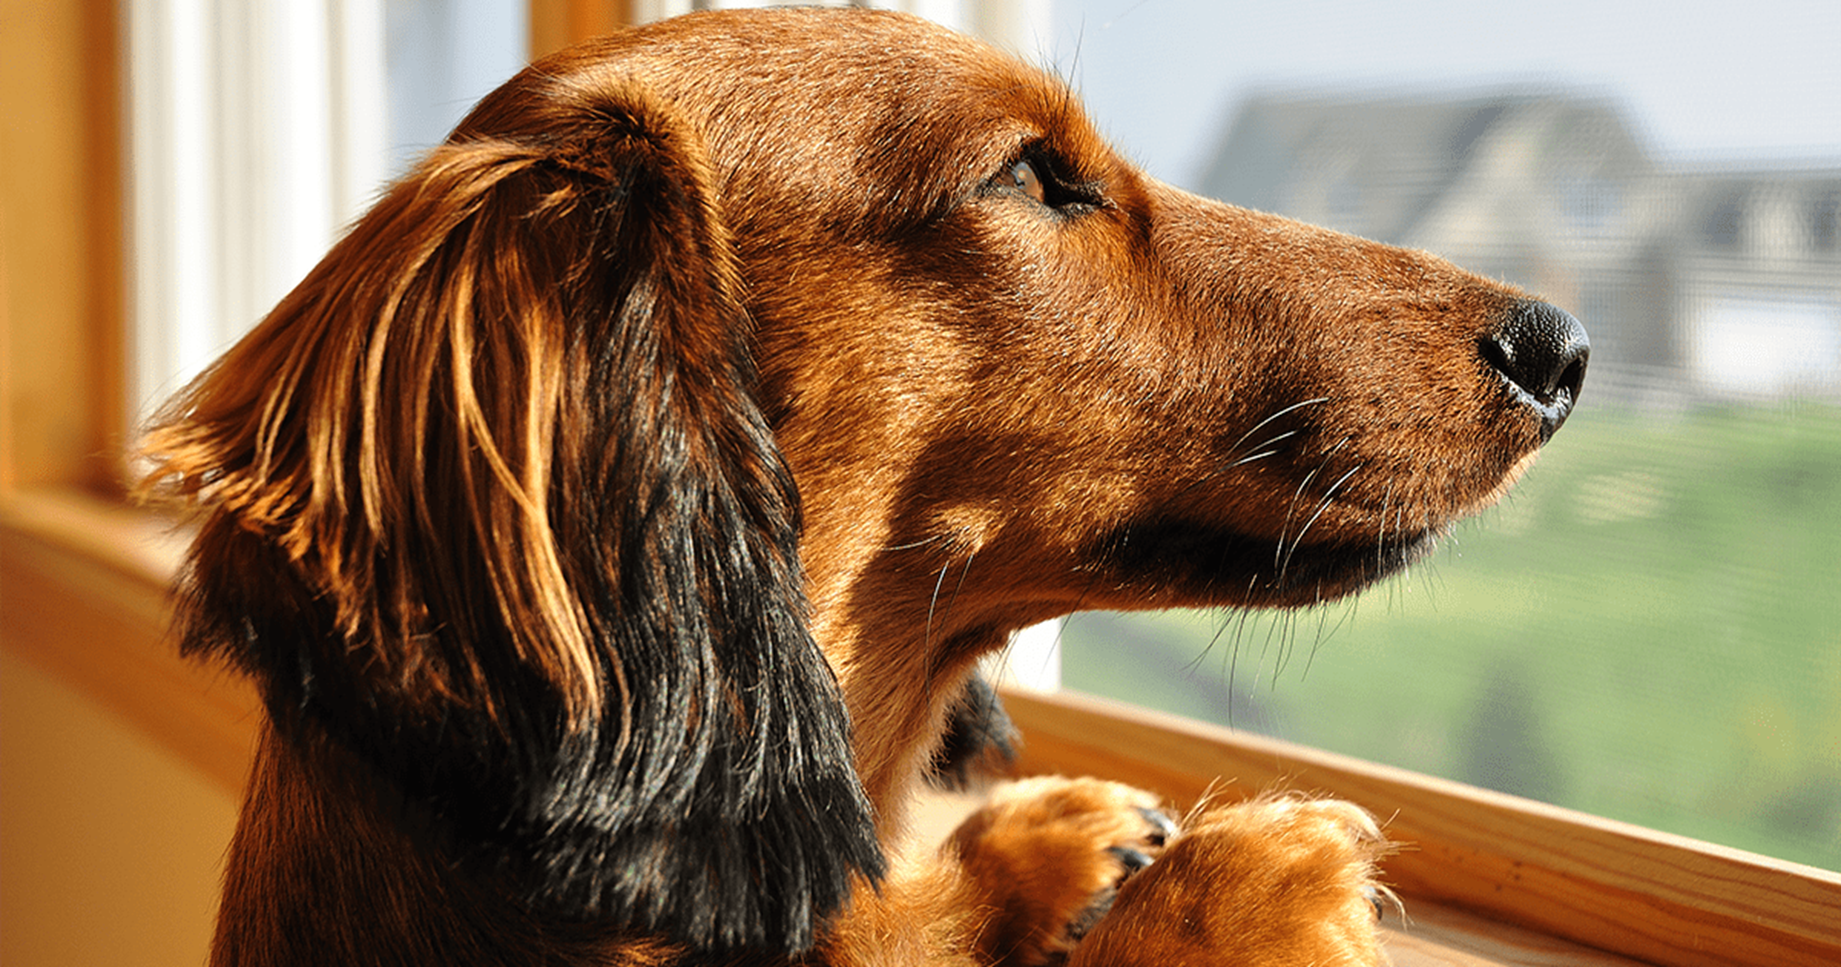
810 777 1170 967
941 777 1179 967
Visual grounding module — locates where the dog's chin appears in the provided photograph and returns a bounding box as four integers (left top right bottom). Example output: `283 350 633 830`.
1092 518 1447 610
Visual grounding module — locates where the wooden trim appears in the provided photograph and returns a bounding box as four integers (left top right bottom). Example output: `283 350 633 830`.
0 1 128 494
84 0 129 492
1000 688 1841 967
0 489 258 794
530 0 632 59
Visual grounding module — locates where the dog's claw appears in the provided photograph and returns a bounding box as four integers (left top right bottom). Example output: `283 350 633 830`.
1108 845 1155 879
1137 806 1178 847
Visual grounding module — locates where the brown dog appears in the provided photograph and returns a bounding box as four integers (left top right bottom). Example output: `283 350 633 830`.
140 9 1586 967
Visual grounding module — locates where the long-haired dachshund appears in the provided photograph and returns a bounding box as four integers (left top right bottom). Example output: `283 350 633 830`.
140 9 1587 967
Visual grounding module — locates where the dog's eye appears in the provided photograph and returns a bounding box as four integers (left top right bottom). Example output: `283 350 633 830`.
1004 158 1048 204
991 149 1104 214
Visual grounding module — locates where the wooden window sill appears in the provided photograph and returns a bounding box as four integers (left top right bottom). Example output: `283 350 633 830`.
998 689 1841 967
0 487 259 792
5 486 1837 967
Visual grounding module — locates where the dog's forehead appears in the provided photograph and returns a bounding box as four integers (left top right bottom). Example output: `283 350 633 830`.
594 9 1102 218
620 8 1039 107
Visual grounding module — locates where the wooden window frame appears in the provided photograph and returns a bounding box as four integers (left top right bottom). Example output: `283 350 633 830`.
4 4 1837 966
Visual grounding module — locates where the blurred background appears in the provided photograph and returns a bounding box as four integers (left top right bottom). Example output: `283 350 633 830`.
3 1 1837 963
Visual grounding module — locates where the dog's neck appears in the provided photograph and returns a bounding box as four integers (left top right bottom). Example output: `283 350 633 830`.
817 615 1015 836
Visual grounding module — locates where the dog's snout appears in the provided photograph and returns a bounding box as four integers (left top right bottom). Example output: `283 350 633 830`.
1479 300 1589 442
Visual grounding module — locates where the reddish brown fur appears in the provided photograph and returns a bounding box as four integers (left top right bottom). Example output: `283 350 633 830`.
141 9 1583 967
1074 797 1394 967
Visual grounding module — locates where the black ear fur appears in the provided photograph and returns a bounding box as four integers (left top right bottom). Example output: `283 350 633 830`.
147 73 881 953
929 673 1020 790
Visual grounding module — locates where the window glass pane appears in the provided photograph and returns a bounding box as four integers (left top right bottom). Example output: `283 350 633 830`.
385 0 529 175
1049 0 1841 871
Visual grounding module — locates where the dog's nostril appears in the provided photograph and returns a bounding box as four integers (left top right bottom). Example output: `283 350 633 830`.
1480 300 1590 442
1482 301 1590 400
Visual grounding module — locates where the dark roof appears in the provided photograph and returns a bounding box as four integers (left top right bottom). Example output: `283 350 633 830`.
1197 90 1645 242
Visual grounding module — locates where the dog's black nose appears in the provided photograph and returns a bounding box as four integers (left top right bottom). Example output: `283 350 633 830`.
1480 300 1589 443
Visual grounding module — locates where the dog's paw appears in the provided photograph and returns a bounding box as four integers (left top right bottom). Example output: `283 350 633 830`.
946 776 1176 966
1069 795 1394 967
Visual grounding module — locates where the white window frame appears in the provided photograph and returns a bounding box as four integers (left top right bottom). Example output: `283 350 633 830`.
128 0 387 422
126 0 528 425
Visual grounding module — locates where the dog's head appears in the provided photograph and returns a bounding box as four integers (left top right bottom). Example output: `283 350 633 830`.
140 8 1583 956
483 13 1585 637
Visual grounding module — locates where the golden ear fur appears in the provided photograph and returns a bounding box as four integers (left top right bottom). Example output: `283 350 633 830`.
140 72 881 952
144 135 612 716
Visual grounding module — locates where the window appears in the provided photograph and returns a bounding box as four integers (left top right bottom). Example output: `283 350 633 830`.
1045 0 1841 877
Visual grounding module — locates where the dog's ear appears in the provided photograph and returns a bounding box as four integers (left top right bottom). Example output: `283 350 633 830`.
140 73 881 953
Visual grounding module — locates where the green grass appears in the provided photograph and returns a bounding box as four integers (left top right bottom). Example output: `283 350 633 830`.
1058 401 1841 871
